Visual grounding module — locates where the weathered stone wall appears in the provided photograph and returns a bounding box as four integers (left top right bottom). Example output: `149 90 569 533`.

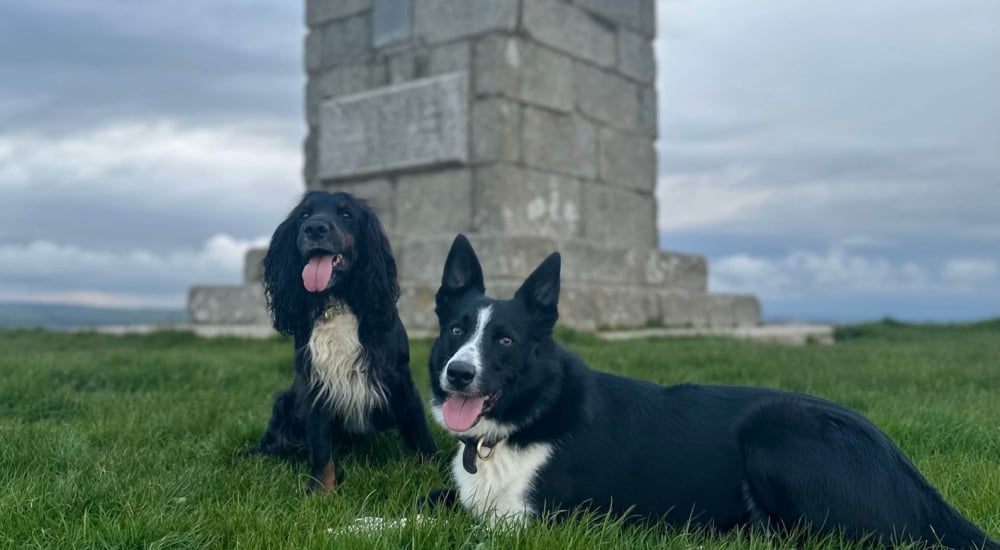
188 0 761 332
304 0 660 251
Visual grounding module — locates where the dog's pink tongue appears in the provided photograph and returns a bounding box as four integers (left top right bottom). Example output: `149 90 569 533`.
302 255 334 293
441 394 486 432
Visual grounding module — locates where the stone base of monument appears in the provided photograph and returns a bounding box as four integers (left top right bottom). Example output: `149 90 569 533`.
188 245 760 332
187 284 269 326
398 283 760 332
86 322 832 346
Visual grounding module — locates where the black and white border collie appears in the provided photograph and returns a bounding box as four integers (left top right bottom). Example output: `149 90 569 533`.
425 234 996 549
250 191 436 492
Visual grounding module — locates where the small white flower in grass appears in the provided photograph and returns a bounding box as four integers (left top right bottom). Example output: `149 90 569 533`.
328 515 433 536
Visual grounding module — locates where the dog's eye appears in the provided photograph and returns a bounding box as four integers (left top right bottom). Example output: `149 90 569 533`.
340 210 352 219
299 211 310 220
450 326 463 336
498 336 513 346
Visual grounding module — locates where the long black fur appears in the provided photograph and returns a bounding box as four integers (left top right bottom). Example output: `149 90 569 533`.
426 234 997 549
250 191 436 491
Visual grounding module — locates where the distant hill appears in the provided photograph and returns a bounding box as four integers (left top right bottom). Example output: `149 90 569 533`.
0 302 186 329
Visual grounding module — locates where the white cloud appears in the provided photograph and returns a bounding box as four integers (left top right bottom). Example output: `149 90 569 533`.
0 120 303 249
0 234 268 308
655 168 835 233
0 290 180 310
942 259 999 286
712 246 998 300
712 247 929 297
0 120 299 200
710 254 794 294
712 249 1000 321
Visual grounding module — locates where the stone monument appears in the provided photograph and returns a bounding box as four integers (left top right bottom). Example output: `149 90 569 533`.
188 0 760 332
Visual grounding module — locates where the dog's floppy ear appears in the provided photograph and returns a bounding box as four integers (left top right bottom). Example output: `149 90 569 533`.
515 252 560 325
262 200 309 335
349 198 400 330
436 234 485 313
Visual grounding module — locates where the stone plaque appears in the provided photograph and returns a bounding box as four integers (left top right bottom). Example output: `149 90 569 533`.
318 71 469 180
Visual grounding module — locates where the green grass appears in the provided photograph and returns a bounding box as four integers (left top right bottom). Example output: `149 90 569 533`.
1 321 998 549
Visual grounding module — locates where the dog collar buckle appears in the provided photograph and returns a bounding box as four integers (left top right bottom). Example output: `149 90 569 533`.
461 437 498 475
476 437 496 461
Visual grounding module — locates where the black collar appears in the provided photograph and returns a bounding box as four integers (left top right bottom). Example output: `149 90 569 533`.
459 436 501 474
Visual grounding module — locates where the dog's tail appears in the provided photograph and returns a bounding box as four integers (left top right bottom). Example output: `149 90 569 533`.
923 503 999 550
739 399 997 550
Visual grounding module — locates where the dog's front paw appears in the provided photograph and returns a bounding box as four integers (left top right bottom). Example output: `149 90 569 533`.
306 461 338 494
306 478 337 494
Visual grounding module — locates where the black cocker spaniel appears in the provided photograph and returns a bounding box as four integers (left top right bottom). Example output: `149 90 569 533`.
250 190 436 492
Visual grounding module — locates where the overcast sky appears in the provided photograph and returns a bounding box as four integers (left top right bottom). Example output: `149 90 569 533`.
0 0 997 321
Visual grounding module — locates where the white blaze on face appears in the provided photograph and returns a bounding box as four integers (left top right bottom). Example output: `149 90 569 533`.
440 305 493 393
438 305 497 433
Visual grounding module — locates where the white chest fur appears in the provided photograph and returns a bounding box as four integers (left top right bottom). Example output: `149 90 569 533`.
308 311 386 433
451 440 553 524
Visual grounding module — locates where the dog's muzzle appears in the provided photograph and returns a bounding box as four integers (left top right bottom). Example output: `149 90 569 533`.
444 360 476 391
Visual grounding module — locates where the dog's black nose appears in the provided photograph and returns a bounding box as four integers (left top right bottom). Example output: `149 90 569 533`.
445 361 476 389
303 220 329 240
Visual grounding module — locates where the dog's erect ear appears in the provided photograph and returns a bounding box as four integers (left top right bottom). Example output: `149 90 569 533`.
436 235 484 316
515 252 560 319
440 234 485 295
